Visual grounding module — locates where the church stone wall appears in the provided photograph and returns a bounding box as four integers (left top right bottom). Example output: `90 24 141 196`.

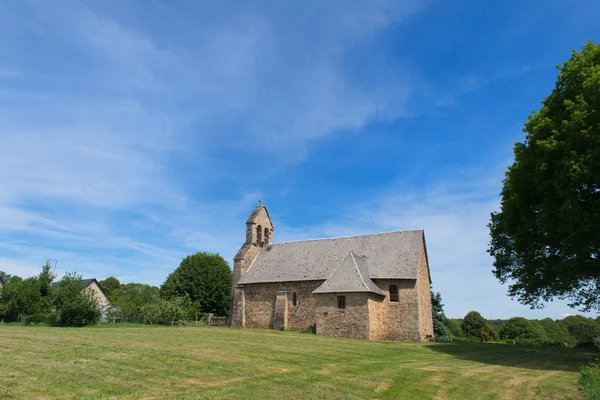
373 279 421 341
243 281 322 331
368 296 387 340
314 293 370 339
417 243 434 340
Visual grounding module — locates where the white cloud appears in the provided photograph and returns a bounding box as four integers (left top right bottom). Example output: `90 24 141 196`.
0 0 431 283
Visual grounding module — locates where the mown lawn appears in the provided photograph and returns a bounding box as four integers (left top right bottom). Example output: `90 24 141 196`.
0 325 595 399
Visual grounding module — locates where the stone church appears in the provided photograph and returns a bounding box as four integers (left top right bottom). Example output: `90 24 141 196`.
230 202 434 341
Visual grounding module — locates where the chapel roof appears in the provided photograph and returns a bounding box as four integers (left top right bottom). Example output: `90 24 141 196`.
312 252 385 295
237 229 426 284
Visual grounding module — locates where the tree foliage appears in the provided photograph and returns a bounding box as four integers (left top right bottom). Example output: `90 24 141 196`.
111 283 159 322
538 318 574 346
53 272 100 327
0 277 42 321
98 277 121 303
0 262 55 321
160 252 232 316
489 41 600 311
141 296 194 324
559 315 600 346
499 317 547 340
431 291 449 341
461 311 487 340
481 323 500 342
446 319 464 338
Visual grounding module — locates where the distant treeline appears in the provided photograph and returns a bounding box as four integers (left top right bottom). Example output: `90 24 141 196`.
0 252 232 327
443 311 599 347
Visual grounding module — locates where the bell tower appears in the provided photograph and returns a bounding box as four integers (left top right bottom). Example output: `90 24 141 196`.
231 201 274 326
244 200 274 247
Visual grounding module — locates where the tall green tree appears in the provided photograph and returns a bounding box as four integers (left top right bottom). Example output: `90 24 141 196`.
161 252 232 316
461 311 487 340
430 290 449 341
489 41 600 311
99 277 121 303
38 261 56 313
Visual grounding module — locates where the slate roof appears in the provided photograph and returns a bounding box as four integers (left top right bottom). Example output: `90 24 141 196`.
313 252 385 295
238 229 425 284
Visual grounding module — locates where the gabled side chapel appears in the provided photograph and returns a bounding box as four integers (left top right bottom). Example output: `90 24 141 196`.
231 202 434 341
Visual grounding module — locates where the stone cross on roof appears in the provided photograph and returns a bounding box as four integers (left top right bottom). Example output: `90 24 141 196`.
259 199 263 206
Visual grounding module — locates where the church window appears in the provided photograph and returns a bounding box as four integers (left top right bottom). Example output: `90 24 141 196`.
256 225 263 245
389 285 399 302
264 227 270 244
292 292 297 307
337 296 346 309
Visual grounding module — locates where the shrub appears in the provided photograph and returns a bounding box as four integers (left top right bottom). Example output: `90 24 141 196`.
581 361 600 400
22 313 52 325
141 296 194 325
53 272 101 327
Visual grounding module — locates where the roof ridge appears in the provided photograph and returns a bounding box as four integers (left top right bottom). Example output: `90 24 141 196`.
351 253 370 290
271 229 424 246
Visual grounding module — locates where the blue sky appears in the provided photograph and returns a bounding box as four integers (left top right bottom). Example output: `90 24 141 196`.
1 0 599 319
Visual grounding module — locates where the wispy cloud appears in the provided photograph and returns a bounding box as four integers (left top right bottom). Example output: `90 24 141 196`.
0 0 432 284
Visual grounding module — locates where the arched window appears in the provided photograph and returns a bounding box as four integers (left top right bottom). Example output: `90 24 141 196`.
256 225 263 245
292 292 297 307
389 285 399 302
264 227 270 244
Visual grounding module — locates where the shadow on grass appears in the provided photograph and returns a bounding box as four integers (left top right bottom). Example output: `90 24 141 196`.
426 342 597 372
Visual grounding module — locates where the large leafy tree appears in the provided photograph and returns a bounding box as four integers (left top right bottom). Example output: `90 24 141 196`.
160 252 232 316
99 277 121 303
489 41 600 311
461 311 487 340
38 261 56 313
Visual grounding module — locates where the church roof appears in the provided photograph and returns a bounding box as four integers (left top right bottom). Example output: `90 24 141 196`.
237 229 426 284
312 252 385 295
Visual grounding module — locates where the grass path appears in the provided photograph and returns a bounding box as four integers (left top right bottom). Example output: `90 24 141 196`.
0 325 595 399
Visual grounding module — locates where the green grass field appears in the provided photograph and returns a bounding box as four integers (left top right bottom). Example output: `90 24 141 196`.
0 325 595 399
